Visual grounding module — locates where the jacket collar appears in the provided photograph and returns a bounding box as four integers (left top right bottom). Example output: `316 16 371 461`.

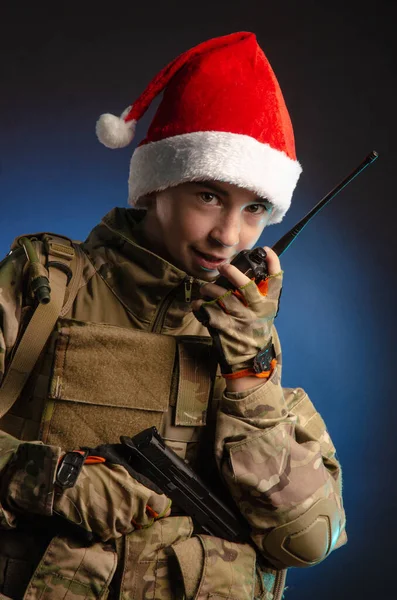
83 207 209 330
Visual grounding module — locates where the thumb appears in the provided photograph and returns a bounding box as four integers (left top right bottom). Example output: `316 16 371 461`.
146 491 172 519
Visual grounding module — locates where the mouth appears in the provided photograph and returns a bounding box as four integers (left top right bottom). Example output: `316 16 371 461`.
191 247 230 270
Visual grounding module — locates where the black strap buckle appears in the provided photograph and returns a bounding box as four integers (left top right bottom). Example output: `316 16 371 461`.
253 339 276 374
56 450 88 489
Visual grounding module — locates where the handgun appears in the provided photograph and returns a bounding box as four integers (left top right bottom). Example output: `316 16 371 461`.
121 427 250 544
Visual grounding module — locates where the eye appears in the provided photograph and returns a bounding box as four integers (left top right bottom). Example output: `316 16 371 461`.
199 192 219 205
245 203 269 215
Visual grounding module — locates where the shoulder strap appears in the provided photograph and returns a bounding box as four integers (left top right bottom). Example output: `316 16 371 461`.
0 234 84 419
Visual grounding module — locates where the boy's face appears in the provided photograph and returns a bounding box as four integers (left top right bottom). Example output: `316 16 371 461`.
142 181 273 281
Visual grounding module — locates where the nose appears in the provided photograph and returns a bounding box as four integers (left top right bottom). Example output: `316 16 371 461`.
210 211 241 248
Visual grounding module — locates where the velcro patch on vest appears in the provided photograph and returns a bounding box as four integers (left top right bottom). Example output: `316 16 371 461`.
175 337 214 427
43 319 176 449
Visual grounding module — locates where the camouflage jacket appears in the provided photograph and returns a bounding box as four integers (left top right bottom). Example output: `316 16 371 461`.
0 207 347 600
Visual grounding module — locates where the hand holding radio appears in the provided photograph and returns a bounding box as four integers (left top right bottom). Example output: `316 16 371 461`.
193 245 281 302
192 249 283 380
192 152 378 379
207 246 281 294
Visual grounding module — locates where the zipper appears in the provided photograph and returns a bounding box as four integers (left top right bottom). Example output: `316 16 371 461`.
184 276 194 302
273 569 287 600
151 276 194 333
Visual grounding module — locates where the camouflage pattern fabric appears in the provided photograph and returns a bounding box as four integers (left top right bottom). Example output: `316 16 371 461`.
195 273 282 373
0 208 346 599
190 535 256 600
120 516 194 599
119 519 260 600
0 433 24 529
215 360 347 565
174 336 215 427
0 248 27 382
0 433 61 531
54 462 172 541
5 439 61 518
24 535 117 600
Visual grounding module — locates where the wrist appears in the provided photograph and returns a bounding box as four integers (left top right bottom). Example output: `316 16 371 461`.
222 356 277 393
7 442 61 517
225 376 265 393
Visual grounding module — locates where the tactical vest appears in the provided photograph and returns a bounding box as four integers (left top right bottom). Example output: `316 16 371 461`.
0 233 286 600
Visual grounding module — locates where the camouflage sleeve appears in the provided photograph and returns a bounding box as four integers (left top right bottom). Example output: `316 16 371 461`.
0 248 27 382
0 249 47 529
214 329 347 567
0 433 22 528
0 435 61 529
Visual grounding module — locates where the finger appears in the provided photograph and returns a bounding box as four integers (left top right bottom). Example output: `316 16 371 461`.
145 504 172 518
199 282 231 300
191 299 204 311
146 495 172 519
213 263 252 288
263 246 281 275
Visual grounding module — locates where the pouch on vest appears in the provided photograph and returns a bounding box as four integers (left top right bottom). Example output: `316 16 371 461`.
120 516 194 599
172 534 257 600
119 518 260 600
40 318 177 450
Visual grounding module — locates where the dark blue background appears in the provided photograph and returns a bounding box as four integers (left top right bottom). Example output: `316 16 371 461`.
1 3 395 598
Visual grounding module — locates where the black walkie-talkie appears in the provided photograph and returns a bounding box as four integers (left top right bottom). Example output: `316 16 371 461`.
211 151 378 291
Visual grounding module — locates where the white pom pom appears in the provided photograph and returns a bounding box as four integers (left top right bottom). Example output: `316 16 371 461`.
96 113 136 149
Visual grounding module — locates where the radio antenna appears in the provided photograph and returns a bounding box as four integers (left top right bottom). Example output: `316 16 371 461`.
272 151 379 257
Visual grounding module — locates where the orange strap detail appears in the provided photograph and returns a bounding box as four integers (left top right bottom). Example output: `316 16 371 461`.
145 505 159 519
216 299 231 314
223 358 277 380
131 503 169 529
58 450 106 465
257 278 269 296
84 456 107 464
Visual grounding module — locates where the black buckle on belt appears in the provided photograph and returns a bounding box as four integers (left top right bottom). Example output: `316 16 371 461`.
253 339 276 374
56 450 88 489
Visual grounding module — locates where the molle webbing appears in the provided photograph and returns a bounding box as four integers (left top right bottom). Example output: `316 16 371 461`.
174 336 214 427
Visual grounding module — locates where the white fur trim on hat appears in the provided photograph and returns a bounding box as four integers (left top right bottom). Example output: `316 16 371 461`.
127 131 302 224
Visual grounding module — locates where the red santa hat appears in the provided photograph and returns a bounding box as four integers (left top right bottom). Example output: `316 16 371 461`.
96 31 302 224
